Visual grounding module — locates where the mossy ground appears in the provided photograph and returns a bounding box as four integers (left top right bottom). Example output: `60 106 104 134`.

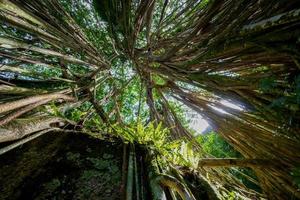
0 132 123 200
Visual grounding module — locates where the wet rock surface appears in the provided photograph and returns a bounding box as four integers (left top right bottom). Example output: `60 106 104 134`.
0 132 123 200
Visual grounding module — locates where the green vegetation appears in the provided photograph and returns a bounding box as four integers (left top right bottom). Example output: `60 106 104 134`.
0 0 300 199
197 132 240 158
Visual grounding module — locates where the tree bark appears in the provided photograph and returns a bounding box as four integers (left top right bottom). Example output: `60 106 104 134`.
0 116 65 142
198 158 274 168
0 93 74 114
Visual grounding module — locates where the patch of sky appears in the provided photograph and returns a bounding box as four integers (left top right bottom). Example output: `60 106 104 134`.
209 99 244 114
168 96 211 135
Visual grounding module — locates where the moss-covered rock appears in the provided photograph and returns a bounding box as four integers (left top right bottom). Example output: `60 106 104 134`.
0 132 123 200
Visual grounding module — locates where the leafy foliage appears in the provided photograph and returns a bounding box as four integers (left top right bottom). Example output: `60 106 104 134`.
196 132 240 158
1 0 300 199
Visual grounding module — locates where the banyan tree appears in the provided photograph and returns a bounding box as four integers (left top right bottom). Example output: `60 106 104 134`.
0 0 300 199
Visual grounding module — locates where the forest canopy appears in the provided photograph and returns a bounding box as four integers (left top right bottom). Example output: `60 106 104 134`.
0 0 300 199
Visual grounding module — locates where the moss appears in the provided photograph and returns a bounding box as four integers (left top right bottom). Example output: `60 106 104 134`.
0 131 123 200
103 153 114 159
86 157 110 170
44 178 61 193
0 132 67 199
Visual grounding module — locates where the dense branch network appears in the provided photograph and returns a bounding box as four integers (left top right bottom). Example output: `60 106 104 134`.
0 0 299 199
